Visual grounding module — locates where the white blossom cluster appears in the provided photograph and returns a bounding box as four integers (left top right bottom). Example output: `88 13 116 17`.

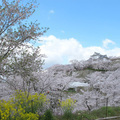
1 53 120 113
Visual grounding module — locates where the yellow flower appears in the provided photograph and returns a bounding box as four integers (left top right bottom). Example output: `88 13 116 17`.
60 98 76 112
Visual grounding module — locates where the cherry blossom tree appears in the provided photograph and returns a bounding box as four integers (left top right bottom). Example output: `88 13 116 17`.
0 0 48 98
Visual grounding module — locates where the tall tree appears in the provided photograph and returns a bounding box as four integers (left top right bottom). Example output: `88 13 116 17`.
0 0 48 94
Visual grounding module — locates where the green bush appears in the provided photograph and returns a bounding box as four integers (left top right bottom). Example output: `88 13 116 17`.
43 109 54 120
62 109 73 120
59 98 76 120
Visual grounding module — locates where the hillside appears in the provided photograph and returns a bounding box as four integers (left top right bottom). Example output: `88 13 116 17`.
1 52 120 113
42 52 120 112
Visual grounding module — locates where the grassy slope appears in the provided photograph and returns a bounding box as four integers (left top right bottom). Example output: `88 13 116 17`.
55 106 120 120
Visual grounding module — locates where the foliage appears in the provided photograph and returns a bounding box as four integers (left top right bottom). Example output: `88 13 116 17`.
13 90 48 113
91 106 120 118
56 106 120 120
60 98 76 111
0 0 48 95
1 91 120 120
59 98 76 120
42 109 54 120
0 91 48 120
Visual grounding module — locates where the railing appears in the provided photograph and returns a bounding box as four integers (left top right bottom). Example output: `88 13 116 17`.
96 116 120 120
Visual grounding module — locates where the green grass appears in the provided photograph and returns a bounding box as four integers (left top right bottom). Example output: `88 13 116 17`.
64 89 76 93
55 106 120 120
85 67 108 72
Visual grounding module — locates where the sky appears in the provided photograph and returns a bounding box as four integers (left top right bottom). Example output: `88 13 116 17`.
3 0 120 68
31 0 120 68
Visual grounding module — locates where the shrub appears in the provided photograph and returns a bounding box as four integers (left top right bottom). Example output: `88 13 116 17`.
59 98 76 120
0 91 48 120
12 90 48 113
43 109 54 120
0 100 17 120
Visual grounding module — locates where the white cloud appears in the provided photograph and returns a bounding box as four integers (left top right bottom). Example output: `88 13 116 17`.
103 39 115 48
39 35 120 68
49 10 54 14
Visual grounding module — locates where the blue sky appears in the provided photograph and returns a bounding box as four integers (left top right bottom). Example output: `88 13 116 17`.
33 0 120 47
31 0 120 67
2 0 120 67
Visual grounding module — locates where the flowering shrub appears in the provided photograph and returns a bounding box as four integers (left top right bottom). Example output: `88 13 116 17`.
59 98 76 119
60 98 76 111
0 91 48 120
13 90 48 113
17 112 39 120
0 100 17 120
